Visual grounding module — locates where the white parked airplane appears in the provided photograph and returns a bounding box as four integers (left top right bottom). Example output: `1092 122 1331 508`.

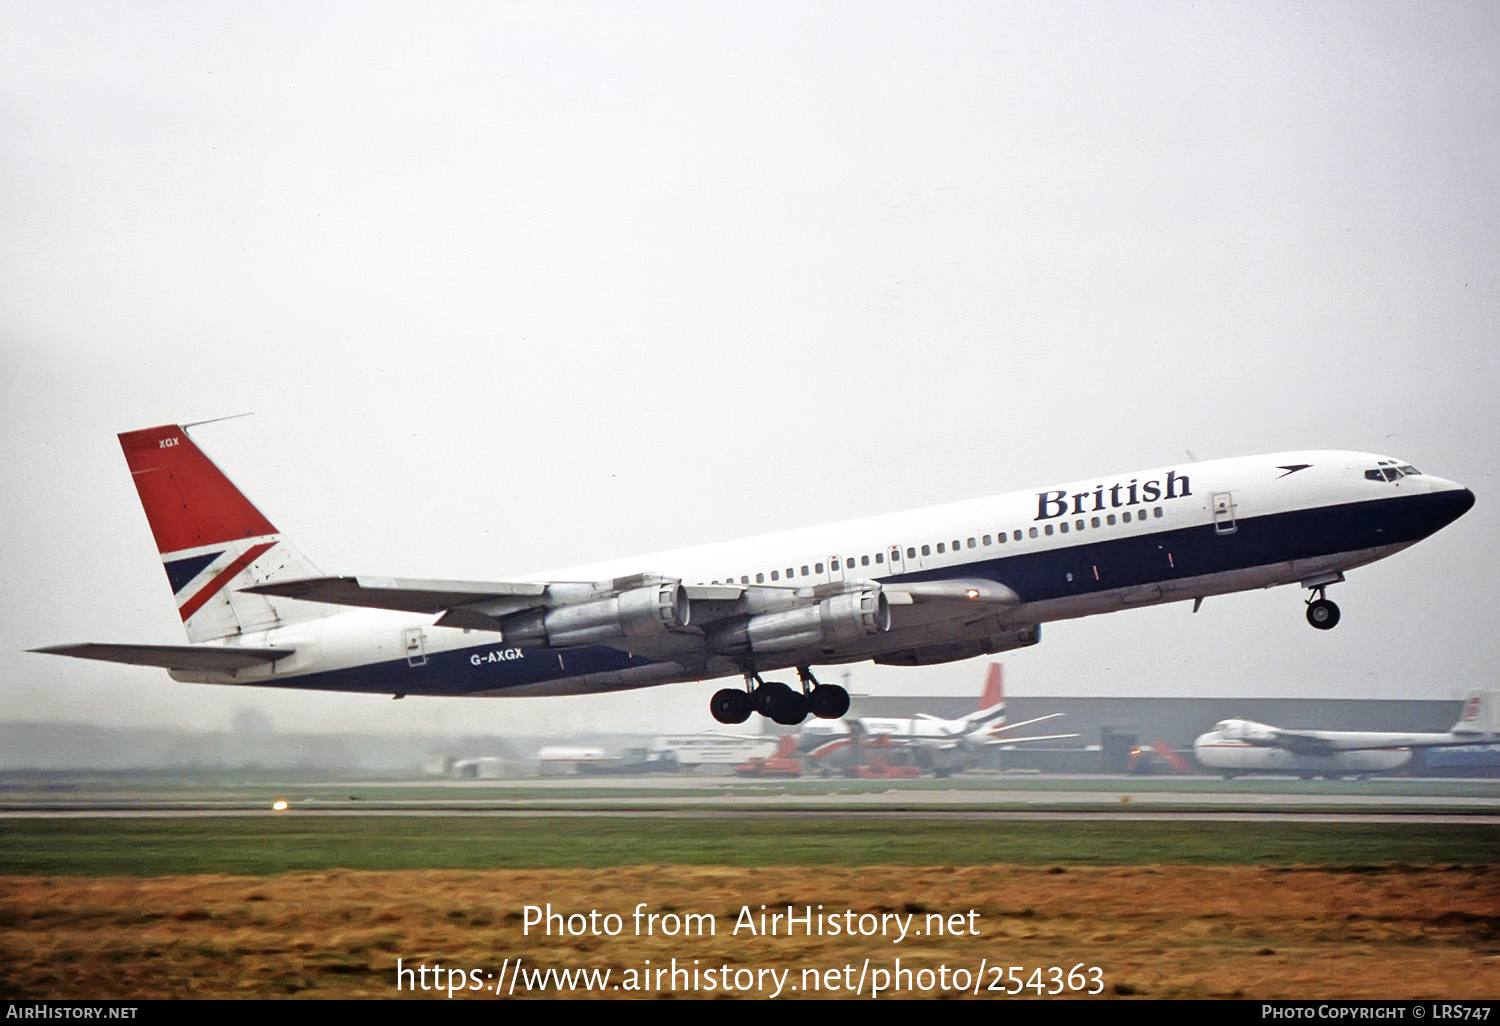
800 663 1076 775
34 424 1474 727
1193 691 1500 779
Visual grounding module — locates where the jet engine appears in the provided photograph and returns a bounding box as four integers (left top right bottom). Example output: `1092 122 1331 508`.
502 580 690 647
709 587 890 655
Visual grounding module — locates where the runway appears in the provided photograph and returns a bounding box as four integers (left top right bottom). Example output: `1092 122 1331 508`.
4 772 1499 822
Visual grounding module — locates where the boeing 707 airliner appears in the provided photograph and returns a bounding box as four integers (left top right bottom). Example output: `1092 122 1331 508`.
34 425 1474 726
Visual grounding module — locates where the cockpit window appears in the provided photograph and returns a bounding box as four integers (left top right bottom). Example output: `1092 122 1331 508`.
1365 464 1421 482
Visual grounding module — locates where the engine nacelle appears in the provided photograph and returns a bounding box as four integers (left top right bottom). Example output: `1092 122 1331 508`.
710 587 890 655
874 624 1041 666
503 581 690 648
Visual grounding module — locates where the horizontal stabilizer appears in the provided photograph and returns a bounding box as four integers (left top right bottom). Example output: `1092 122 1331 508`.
31 643 294 672
989 712 1066 734
243 575 547 614
984 731 1079 746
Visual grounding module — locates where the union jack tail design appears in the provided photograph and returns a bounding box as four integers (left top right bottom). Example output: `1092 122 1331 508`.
119 424 326 642
967 662 1008 734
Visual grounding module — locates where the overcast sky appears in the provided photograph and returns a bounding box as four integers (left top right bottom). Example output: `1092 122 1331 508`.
2 2 1497 737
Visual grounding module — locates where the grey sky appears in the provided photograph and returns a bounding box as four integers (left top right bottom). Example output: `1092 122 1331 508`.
2 2 1497 736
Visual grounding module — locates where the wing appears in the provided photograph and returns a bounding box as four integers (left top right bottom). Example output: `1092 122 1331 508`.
244 573 1027 665
1258 729 1337 756
29 643 294 672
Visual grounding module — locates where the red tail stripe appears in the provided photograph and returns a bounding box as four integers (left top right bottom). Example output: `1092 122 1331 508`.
119 426 277 554
178 542 276 622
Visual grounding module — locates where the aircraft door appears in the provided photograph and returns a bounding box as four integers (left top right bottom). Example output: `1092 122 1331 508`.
1211 491 1238 535
403 627 428 667
887 544 907 575
828 555 846 584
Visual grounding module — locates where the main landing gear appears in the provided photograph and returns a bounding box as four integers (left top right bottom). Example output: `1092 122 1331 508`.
709 666 851 726
1305 586 1341 631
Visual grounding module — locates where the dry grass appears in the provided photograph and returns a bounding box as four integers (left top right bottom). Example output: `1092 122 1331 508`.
3 864 1498 999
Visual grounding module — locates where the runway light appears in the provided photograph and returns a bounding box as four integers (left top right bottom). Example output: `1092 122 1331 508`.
272 800 289 811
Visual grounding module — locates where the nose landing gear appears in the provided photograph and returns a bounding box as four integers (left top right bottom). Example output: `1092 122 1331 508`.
1300 572 1345 631
1305 586 1341 630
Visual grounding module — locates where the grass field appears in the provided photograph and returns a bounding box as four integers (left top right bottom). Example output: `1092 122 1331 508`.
4 862 1498 999
5 800 1497 999
3 816 1497 876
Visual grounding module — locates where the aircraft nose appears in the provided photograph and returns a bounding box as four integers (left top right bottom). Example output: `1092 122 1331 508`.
1426 483 1475 530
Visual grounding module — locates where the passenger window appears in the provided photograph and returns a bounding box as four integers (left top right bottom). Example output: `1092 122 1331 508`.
1106 515 1116 525
1013 530 1023 542
741 576 749 584
1091 517 1100 528
831 559 839 571
982 535 991 546
967 538 976 548
1044 524 1054 536
1028 527 1038 539
875 552 883 564
1154 507 1163 518
936 543 945 554
801 565 810 576
952 539 961 550
1060 522 1069 534
907 547 916 559
770 571 779 581
1123 511 1132 522
921 545 931 556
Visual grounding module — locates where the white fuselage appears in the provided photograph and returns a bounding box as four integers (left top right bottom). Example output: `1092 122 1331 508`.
171 449 1474 699
1191 737 1412 778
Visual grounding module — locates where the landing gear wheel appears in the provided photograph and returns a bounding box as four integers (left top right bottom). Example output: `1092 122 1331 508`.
808 684 851 719
710 688 751 725
1306 598 1340 630
752 680 794 717
769 689 808 726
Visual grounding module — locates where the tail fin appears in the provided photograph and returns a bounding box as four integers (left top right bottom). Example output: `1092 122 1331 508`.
1453 690 1500 738
119 424 326 641
978 663 1004 712
959 663 1008 735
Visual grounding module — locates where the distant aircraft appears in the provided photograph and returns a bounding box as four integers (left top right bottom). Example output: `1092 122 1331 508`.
801 664 1076 776
1192 691 1500 779
734 734 805 778
34 424 1473 728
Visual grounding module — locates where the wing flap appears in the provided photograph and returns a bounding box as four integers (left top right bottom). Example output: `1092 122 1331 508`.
31 643 294 672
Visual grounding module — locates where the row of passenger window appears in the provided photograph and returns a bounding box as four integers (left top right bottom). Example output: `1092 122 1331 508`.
710 506 1168 586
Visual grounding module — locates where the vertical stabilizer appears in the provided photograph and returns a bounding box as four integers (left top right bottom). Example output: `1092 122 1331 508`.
1453 691 1500 738
978 663 1004 712
119 424 327 641
962 662 1008 734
